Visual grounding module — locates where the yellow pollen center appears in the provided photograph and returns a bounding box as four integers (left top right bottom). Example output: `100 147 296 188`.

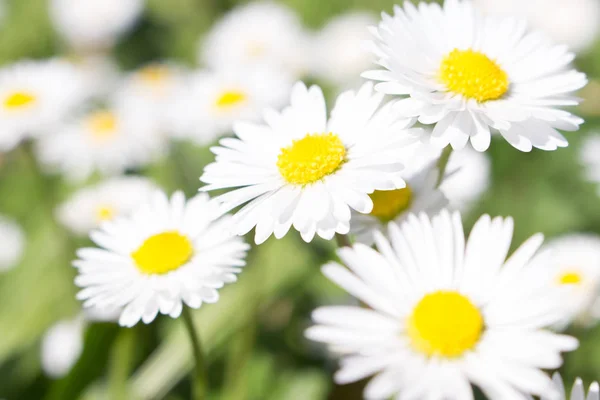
215 90 247 109
439 49 509 102
558 271 583 285
408 291 484 358
369 186 413 222
138 65 170 85
86 111 119 142
4 91 36 109
277 133 346 185
131 231 193 275
95 205 115 222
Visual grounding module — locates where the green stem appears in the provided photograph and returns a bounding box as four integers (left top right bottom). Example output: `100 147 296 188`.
182 307 207 400
108 328 135 400
335 233 351 248
435 146 453 187
221 323 256 400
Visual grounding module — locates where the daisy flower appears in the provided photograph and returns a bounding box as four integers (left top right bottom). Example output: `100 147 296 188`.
365 0 587 152
306 210 577 400
56 176 158 236
41 316 84 378
166 66 292 145
0 60 86 152
350 160 448 245
541 234 600 328
73 191 249 327
200 82 421 244
311 12 377 90
0 216 25 271
49 0 144 50
199 2 311 79
36 99 166 181
536 373 600 400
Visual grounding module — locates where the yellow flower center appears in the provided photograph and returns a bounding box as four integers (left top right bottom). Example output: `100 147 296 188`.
439 49 509 102
558 271 583 285
369 186 413 222
86 111 119 142
131 231 194 275
4 91 36 110
95 205 115 222
277 133 346 185
408 291 484 358
215 90 247 109
138 64 170 85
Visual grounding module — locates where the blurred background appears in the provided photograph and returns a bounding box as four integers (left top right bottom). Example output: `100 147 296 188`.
1 0 600 399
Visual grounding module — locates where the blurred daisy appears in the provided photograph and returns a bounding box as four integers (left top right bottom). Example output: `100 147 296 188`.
201 82 421 244
350 161 448 244
365 0 587 152
67 54 120 99
57 176 158 236
474 0 600 53
311 12 377 90
74 191 249 327
580 133 600 193
442 147 491 213
306 211 577 400
0 60 86 152
0 216 25 271
166 67 291 145
200 2 310 79
41 316 84 378
36 100 166 181
50 0 144 50
541 234 600 328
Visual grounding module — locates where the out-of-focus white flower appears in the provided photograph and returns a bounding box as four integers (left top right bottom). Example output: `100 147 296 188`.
57 176 159 236
36 99 166 181
199 2 311 79
0 60 86 152
580 133 600 193
166 67 292 145
41 316 84 378
365 0 587 152
474 0 600 53
311 12 376 89
74 191 250 327
442 148 491 213
67 55 121 99
0 216 25 271
307 211 578 400
83 306 121 323
541 234 600 328
49 0 144 50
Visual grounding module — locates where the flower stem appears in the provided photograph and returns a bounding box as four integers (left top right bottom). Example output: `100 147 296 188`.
435 146 453 187
182 307 207 400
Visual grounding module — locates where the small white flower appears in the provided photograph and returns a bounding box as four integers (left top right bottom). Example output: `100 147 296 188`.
49 0 144 50
41 316 84 378
0 216 25 271
0 60 86 152
365 0 587 152
306 210 577 400
57 176 159 236
534 373 600 400
74 191 249 327
474 0 600 53
166 66 292 145
201 82 421 244
350 161 448 245
36 99 166 181
199 2 311 78
311 12 377 89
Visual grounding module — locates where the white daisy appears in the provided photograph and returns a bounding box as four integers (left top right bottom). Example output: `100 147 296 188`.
199 1 310 79
474 0 600 53
350 161 448 245
0 216 25 271
365 0 587 152
540 234 600 328
442 147 491 213
311 12 377 89
200 82 421 244
166 66 292 145
306 210 578 400
36 99 166 181
0 60 86 152
41 316 84 378
73 191 249 327
49 0 144 50
536 373 600 400
57 176 159 236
